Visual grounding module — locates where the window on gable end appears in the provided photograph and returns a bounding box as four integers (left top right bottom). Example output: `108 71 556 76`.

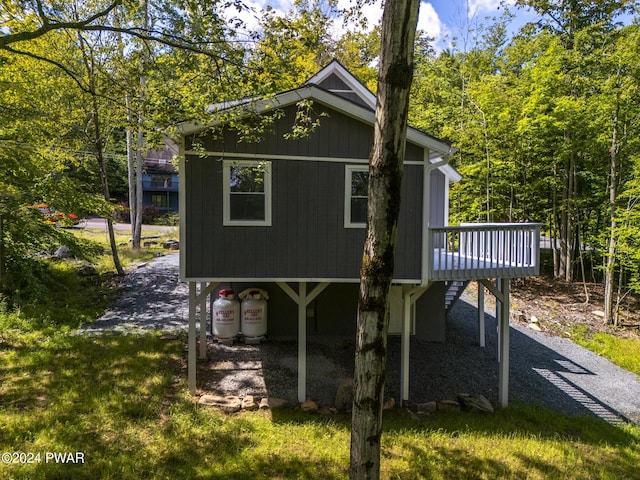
344 165 369 228
223 160 272 226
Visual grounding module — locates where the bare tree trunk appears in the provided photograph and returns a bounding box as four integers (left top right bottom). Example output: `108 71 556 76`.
130 0 149 249
349 0 420 479
551 163 560 278
78 33 125 276
126 93 138 243
134 112 144 247
604 102 619 325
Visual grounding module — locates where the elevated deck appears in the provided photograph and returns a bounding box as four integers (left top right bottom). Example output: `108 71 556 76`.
428 223 541 281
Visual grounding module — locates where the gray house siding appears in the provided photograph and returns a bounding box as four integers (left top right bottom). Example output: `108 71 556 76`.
188 103 426 163
184 103 448 281
184 155 427 280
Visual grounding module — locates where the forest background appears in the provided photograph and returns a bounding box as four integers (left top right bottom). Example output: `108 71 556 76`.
1 0 639 326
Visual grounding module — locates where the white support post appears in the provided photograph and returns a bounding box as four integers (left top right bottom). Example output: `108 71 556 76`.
276 281 329 404
188 282 197 395
199 282 208 359
401 288 411 405
496 278 502 362
477 280 485 348
298 282 307 403
498 277 510 407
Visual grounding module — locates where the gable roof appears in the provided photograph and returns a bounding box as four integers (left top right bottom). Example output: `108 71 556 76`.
178 61 460 182
304 59 377 110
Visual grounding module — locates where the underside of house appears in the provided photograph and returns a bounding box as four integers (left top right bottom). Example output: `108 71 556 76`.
177 61 541 407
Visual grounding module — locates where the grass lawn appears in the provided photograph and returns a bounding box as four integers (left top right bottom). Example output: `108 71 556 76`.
572 326 640 377
0 332 640 479
0 328 638 479
0 242 639 479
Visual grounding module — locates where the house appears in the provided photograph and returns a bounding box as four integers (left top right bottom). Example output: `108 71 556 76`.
142 149 179 213
176 60 541 407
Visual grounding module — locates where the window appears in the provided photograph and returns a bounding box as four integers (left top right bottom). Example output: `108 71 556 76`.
344 165 369 228
150 174 171 188
151 194 168 208
223 160 272 226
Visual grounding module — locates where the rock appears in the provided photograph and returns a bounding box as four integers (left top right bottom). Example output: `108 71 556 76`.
529 323 542 331
437 400 461 412
54 246 72 258
77 263 98 277
242 395 259 411
198 395 242 413
143 241 159 247
300 399 319 413
529 315 539 323
416 401 438 414
163 239 179 250
259 397 288 410
334 378 354 412
592 310 605 318
319 405 338 416
457 393 494 413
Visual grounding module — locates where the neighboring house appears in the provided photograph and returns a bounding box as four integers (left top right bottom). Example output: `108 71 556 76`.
143 149 179 213
177 60 541 407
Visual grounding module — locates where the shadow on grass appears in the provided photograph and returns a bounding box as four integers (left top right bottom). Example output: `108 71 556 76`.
0 333 349 479
1 332 638 480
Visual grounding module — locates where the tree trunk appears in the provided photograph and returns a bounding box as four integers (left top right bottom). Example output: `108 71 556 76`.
131 0 149 250
79 33 125 276
126 93 139 245
134 116 144 246
604 102 619 325
349 1 420 479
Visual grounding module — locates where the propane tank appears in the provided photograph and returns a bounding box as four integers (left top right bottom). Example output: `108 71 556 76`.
212 289 240 343
241 289 268 342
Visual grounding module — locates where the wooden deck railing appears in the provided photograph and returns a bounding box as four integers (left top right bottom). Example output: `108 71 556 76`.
427 223 542 281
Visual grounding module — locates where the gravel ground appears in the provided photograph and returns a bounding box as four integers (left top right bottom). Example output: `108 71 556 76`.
83 254 640 424
81 253 188 334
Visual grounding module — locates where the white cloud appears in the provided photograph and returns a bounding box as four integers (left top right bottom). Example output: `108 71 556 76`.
468 0 515 18
227 0 449 50
417 2 444 39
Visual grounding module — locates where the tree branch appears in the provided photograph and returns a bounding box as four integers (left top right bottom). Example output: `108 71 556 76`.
3 46 90 94
0 0 122 48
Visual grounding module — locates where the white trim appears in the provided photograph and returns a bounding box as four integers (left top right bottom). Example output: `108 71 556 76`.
304 60 377 109
187 150 370 164
344 164 369 228
222 159 272 226
179 140 187 281
180 277 422 284
184 150 436 167
444 177 450 226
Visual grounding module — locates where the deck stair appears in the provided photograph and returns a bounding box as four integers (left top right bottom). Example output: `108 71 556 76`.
445 280 469 313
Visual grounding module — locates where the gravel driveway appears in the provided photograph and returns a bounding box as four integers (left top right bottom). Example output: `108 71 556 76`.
83 254 640 424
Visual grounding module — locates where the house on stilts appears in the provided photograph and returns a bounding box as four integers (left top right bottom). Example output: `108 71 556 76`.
176 60 541 407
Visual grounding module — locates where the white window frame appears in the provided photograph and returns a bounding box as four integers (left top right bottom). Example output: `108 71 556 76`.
223 159 272 226
344 164 369 228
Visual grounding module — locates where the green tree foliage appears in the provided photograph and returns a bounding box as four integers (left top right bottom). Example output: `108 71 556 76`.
247 0 338 93
410 0 640 319
0 38 104 301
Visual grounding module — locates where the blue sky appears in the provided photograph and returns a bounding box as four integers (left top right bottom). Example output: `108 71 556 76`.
230 0 539 51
